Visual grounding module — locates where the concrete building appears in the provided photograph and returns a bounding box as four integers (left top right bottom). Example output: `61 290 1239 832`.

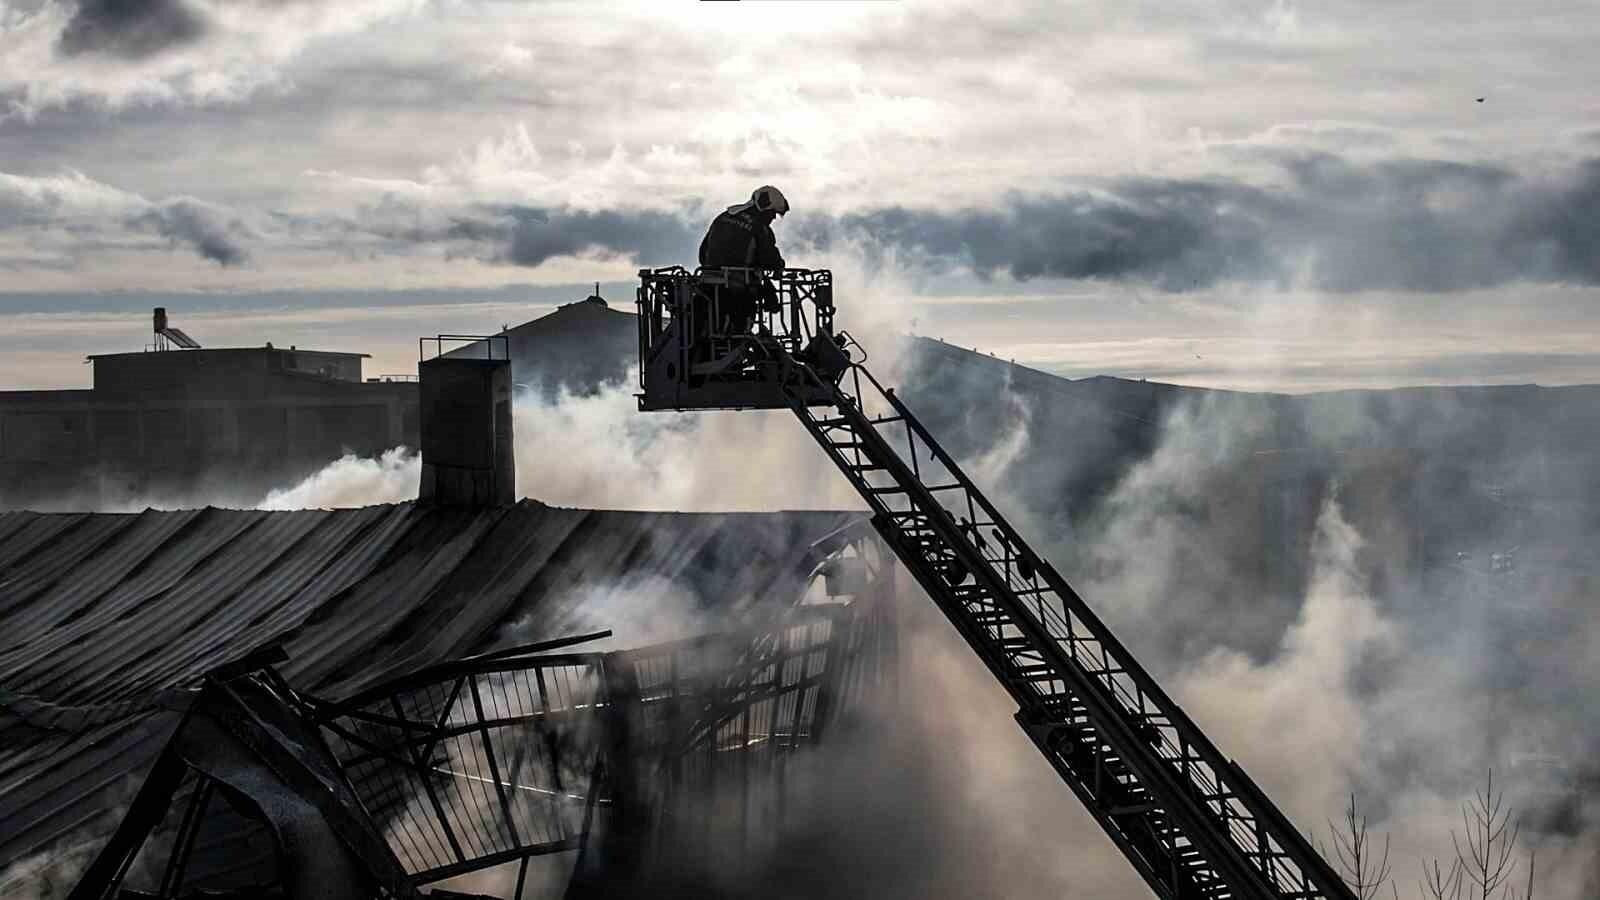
0 333 418 511
0 293 638 512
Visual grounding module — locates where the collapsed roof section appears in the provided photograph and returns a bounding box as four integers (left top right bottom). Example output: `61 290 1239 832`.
0 500 869 892
65 570 897 900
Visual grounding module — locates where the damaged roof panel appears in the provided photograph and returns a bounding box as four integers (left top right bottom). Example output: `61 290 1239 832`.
0 500 863 877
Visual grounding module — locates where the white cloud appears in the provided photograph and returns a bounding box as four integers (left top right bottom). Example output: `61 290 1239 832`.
0 169 145 222
2 0 1599 388
0 169 253 268
0 0 429 116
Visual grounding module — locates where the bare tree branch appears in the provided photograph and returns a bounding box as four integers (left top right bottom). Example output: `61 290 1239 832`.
1421 855 1465 900
1330 793 1395 900
1451 769 1524 900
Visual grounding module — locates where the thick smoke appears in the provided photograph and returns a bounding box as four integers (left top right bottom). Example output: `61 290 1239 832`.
1175 490 1398 828
978 377 1600 898
666 577 1147 900
224 257 1145 898
767 356 1599 898
509 381 858 513
55 0 208 60
227 246 1599 897
236 368 854 515
247 243 916 515
256 446 417 510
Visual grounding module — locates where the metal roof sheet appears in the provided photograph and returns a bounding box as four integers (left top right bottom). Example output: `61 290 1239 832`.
0 500 861 880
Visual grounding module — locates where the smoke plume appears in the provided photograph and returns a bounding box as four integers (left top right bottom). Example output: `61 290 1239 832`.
256 446 418 510
227 248 1600 897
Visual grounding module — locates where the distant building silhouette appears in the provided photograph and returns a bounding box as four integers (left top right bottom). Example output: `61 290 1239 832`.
0 313 418 510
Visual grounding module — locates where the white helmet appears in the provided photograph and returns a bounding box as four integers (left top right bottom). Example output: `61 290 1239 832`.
751 185 789 216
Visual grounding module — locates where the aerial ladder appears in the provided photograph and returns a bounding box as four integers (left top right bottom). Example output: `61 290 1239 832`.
636 267 1357 900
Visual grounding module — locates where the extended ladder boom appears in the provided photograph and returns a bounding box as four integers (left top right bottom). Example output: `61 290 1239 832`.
784 355 1355 900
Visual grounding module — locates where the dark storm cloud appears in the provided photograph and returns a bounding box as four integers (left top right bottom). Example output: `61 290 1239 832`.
127 198 248 266
808 155 1600 293
55 0 209 60
332 153 1600 292
499 207 699 268
823 181 1281 292
339 200 701 269
25 150 1592 293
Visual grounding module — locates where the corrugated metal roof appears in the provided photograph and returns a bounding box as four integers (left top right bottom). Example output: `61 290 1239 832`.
0 500 861 879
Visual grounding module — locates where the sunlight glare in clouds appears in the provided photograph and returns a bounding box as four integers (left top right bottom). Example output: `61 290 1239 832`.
674 0 894 39
3 0 1600 390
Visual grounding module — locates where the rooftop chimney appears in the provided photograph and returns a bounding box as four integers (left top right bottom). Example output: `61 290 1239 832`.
417 335 514 506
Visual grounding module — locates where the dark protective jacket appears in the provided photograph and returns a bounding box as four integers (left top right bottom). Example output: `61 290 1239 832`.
698 203 785 270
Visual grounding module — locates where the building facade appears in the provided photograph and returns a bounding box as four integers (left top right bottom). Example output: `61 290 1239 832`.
0 346 418 510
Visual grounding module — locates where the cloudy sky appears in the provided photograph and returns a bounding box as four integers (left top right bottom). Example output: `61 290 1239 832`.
1 0 1598 390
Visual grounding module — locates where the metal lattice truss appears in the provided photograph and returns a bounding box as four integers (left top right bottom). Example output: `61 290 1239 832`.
66 522 899 900
775 352 1356 900
68 664 419 900
310 584 896 892
629 603 887 781
606 589 896 884
314 651 610 886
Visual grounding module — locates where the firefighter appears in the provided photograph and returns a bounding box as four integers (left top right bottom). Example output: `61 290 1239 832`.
699 185 788 270
697 185 789 338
